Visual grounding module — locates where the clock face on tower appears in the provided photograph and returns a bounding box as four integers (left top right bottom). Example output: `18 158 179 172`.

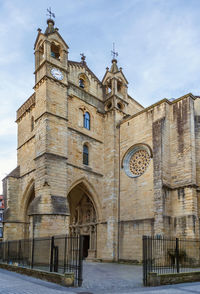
51 68 63 80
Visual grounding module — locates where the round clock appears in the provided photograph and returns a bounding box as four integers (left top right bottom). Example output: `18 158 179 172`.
51 68 63 80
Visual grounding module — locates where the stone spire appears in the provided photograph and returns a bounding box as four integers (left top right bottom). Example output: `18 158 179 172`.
45 7 56 34
110 58 119 73
45 18 55 35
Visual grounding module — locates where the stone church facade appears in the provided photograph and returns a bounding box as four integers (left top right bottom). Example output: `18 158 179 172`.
2 19 200 262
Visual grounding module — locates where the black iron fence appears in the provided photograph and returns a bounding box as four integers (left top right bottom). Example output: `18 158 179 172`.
143 235 200 286
0 235 83 287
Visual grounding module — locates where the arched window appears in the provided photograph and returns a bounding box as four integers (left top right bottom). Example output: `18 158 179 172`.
38 43 44 63
51 42 60 59
83 112 90 130
79 74 89 91
83 144 89 165
79 78 85 88
106 79 112 94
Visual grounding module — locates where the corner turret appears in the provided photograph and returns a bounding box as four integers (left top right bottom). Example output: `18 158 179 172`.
102 53 128 112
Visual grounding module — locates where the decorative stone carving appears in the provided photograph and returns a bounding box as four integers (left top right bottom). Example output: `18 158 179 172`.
70 194 96 226
123 145 152 178
129 149 150 176
69 193 97 258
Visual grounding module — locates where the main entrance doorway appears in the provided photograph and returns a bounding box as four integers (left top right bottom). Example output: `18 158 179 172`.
83 235 90 258
68 182 97 260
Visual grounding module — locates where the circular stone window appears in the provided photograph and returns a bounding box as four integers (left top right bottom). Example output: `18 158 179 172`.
123 145 151 178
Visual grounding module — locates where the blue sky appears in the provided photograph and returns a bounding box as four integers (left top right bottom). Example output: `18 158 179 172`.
1 0 200 192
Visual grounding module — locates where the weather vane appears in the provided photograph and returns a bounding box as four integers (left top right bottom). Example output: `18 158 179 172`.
111 43 118 60
80 53 86 63
47 7 55 19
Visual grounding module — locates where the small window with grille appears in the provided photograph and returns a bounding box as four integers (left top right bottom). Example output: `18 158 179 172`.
83 112 90 130
83 144 89 165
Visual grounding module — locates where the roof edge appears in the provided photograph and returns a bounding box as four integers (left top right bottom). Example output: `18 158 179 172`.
119 92 196 126
3 166 20 180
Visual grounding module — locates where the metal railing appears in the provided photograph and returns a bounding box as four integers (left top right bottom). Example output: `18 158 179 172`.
0 235 83 287
143 235 200 286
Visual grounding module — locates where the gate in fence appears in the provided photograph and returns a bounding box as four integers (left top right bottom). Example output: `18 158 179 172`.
143 235 200 286
0 235 83 287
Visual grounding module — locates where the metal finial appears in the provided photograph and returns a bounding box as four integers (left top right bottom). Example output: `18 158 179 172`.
80 53 86 63
111 43 118 60
47 7 55 19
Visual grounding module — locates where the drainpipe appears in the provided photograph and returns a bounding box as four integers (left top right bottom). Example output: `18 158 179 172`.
117 124 121 261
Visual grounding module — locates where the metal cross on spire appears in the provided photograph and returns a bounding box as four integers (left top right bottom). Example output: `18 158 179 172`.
47 7 55 19
111 43 118 60
80 53 86 63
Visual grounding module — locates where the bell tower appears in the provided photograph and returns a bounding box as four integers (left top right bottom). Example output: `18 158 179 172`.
102 58 128 113
34 18 68 85
30 16 70 238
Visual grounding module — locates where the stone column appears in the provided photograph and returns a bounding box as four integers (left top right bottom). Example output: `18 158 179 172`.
153 118 165 235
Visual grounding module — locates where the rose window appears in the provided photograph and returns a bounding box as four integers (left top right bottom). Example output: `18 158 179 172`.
129 150 150 176
123 145 152 178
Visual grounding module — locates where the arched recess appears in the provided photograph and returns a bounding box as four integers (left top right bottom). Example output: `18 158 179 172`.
67 177 101 220
21 179 35 239
67 178 101 259
78 73 90 91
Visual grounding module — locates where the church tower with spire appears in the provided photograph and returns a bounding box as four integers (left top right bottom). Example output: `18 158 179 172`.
29 17 70 237
3 17 71 240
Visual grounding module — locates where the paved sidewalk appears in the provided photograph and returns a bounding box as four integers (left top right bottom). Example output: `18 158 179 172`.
0 268 74 294
81 261 143 291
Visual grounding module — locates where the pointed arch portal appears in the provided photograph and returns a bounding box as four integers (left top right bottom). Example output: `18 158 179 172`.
21 180 35 239
68 182 97 259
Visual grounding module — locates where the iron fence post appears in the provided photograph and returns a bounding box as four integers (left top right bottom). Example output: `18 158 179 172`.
53 246 58 272
31 238 34 269
78 235 83 287
50 236 54 272
63 236 67 273
18 240 21 264
7 241 9 264
142 235 147 286
176 237 180 273
3 242 5 262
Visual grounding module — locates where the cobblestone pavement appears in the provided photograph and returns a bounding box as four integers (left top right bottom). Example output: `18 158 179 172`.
1 263 200 293
81 261 143 292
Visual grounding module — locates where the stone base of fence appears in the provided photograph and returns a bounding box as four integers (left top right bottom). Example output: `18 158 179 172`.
148 271 200 286
0 263 75 287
